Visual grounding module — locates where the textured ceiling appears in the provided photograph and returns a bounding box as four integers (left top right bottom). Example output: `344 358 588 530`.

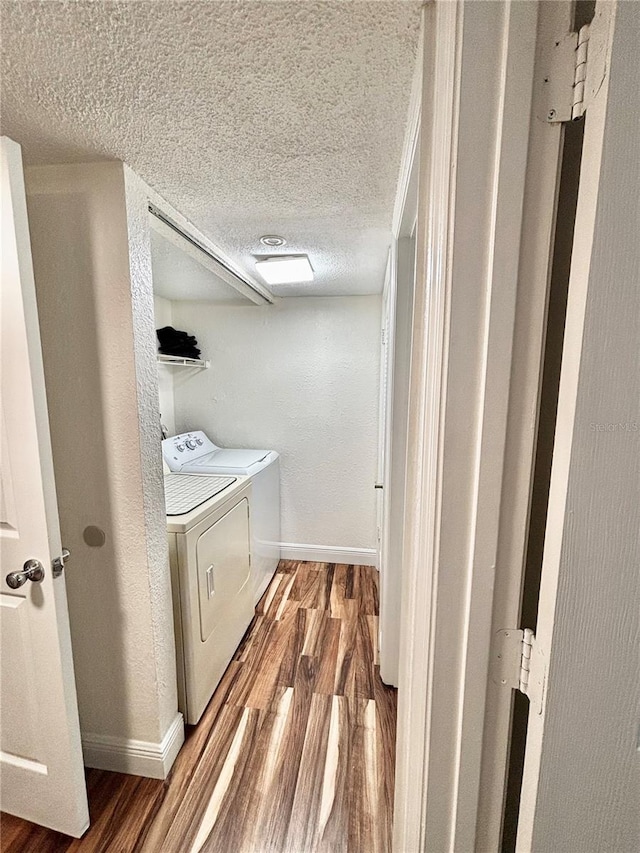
1 0 421 297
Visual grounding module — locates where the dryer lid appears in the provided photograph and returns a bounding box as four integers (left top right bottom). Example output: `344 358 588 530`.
191 448 270 469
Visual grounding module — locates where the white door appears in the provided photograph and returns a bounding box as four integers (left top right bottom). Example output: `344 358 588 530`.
378 229 416 687
517 3 639 850
0 137 89 836
375 252 394 574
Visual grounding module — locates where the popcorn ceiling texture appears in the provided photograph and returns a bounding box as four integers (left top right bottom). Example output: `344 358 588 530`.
0 0 422 296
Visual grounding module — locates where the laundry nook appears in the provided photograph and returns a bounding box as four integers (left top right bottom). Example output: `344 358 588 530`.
162 428 281 723
4 1 637 850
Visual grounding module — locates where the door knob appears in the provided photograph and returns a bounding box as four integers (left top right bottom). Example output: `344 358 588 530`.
6 559 46 589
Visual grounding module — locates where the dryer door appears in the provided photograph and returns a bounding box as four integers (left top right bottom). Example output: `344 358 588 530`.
196 498 251 643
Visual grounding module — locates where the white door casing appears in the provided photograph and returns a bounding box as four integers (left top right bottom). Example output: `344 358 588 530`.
518 2 640 850
0 136 89 836
376 250 392 667
394 1 544 849
378 31 421 688
379 229 416 688
375 252 393 579
475 1 573 846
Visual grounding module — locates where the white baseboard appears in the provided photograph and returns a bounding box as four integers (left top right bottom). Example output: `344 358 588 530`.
82 712 184 780
279 542 378 567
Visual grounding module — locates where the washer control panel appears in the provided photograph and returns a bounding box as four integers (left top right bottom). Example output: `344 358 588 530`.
162 431 218 470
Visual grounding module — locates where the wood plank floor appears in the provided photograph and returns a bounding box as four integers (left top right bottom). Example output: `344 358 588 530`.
1 561 397 853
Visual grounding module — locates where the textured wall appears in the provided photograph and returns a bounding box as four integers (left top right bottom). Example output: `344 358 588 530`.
153 295 176 436
123 167 179 740
171 296 381 548
26 163 179 753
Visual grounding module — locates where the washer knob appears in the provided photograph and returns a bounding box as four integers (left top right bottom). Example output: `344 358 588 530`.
196 438 203 446
176 444 185 452
185 439 197 450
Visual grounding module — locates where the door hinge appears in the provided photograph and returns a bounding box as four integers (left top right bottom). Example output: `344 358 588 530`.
541 3 612 124
491 628 546 715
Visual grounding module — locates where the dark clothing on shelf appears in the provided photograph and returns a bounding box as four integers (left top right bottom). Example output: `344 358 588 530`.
156 326 201 359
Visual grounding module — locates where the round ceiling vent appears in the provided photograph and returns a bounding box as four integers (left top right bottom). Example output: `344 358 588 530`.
259 235 287 247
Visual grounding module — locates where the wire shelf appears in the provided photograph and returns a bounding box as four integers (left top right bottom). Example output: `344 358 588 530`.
157 353 210 369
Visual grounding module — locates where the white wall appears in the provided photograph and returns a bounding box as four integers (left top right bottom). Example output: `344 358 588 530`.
153 295 176 435
25 163 182 777
171 296 381 551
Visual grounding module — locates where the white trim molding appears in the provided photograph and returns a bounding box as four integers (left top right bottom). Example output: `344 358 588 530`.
392 25 423 238
278 542 377 568
393 3 460 849
394 1 541 850
379 0 423 690
82 712 184 780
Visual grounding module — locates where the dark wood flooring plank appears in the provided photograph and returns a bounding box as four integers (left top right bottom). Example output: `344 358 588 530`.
190 707 262 852
270 569 298 621
252 654 316 853
244 625 290 710
359 565 380 616
368 614 380 666
374 666 398 853
278 559 299 576
276 607 307 689
84 772 163 853
334 599 359 697
285 692 333 852
344 564 358 601
330 563 349 617
257 573 283 618
0 814 34 852
240 686 295 853
1 560 398 853
347 697 379 853
350 613 377 702
289 561 316 603
314 694 351 853
314 615 343 696
150 704 246 852
1 816 71 853
138 660 243 851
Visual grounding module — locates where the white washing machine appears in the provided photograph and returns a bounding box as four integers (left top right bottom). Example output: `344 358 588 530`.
163 431 280 604
165 472 254 725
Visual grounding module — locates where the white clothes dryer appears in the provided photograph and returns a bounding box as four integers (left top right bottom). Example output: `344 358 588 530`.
163 431 280 604
165 472 254 724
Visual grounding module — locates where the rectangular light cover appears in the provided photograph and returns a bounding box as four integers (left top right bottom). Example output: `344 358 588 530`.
255 255 314 285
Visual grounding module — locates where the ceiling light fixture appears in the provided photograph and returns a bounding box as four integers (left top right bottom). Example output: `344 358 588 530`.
259 235 287 247
255 255 314 285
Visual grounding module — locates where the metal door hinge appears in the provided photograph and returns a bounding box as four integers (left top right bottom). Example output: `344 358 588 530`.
491 628 546 715
541 3 612 124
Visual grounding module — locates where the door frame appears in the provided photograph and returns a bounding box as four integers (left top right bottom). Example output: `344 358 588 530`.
377 27 421 688
393 1 551 849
